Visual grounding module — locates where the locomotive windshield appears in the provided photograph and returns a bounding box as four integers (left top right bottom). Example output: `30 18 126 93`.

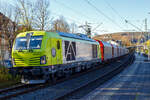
14 36 43 50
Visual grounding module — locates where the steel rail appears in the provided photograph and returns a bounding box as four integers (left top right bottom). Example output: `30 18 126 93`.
55 53 134 100
0 53 133 100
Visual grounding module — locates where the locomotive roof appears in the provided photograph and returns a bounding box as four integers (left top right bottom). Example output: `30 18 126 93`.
99 40 123 48
101 41 112 47
58 32 96 42
16 31 97 43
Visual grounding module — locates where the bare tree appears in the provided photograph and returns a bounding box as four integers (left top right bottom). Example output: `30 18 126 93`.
34 0 51 31
70 23 78 33
15 0 35 31
0 3 19 64
15 0 51 31
51 16 70 32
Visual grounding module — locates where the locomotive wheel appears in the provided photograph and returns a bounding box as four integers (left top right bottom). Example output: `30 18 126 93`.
44 74 51 83
75 66 81 72
51 73 57 83
57 70 64 77
65 69 72 78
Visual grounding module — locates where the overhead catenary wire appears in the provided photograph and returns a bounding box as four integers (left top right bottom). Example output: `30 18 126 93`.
92 23 103 31
85 0 124 30
51 12 83 25
103 0 144 32
51 12 87 33
53 0 104 34
104 0 128 29
125 20 143 32
103 0 146 45
104 0 125 21
53 0 96 22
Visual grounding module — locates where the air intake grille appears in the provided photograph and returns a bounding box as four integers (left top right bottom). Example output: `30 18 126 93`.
15 57 40 66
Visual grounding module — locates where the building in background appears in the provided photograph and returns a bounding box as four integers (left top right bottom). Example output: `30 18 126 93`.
93 32 150 47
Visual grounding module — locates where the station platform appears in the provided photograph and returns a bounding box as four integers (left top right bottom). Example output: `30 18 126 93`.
80 53 150 100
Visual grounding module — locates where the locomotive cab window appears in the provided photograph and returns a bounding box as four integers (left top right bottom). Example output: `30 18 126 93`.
14 36 43 50
57 40 60 49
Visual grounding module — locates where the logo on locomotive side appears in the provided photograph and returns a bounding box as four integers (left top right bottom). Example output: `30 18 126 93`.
65 41 76 61
51 48 56 57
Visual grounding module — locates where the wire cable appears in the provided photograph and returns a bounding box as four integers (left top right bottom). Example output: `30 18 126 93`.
51 12 83 25
104 0 125 21
85 0 124 30
54 0 96 21
104 0 144 32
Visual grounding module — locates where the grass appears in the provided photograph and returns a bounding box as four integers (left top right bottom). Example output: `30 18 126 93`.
0 80 20 89
0 66 21 89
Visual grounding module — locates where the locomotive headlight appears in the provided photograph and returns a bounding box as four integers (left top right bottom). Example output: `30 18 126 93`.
40 56 46 64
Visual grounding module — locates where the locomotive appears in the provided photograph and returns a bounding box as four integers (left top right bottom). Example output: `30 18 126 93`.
12 31 128 84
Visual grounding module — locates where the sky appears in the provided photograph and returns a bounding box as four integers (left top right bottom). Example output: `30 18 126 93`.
1 0 150 35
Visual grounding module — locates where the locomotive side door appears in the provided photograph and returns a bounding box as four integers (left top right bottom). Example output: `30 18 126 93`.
50 38 62 65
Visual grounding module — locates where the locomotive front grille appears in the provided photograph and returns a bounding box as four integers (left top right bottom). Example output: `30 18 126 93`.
14 57 40 66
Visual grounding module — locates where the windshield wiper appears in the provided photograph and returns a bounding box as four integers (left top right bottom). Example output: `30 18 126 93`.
18 48 23 52
29 47 33 52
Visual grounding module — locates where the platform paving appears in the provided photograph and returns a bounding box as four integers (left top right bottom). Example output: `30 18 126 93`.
80 53 150 100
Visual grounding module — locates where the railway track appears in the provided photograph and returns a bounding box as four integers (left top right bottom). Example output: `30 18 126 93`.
0 61 107 99
0 84 46 100
0 54 133 100
55 53 135 100
0 83 24 94
0 64 106 100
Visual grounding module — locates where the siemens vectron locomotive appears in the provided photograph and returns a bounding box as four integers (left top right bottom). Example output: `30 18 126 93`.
12 31 128 84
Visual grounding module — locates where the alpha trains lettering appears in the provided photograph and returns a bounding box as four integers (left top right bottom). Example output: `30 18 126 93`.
11 31 129 84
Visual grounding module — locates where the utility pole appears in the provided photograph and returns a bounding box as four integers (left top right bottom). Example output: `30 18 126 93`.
125 19 143 54
145 18 147 32
145 18 150 60
79 21 92 38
